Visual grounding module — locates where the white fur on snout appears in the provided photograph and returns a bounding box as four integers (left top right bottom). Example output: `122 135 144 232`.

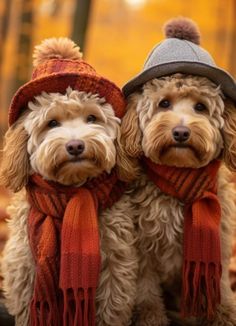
172 98 196 125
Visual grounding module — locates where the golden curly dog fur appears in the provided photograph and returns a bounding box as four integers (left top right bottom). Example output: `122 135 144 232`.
117 74 236 326
0 87 138 326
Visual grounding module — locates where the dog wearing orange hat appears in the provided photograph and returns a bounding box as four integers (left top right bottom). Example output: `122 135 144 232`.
117 18 236 325
0 38 138 326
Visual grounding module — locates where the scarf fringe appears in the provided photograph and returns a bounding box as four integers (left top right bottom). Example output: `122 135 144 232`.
62 288 96 326
181 261 221 319
30 299 61 326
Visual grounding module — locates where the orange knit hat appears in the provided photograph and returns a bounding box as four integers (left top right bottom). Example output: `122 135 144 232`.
9 38 126 125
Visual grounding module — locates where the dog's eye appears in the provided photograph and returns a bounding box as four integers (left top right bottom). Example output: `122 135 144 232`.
194 103 207 112
87 115 97 123
48 120 60 128
159 99 171 108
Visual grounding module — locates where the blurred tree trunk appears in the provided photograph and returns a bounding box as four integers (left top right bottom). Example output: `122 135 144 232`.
0 0 12 138
0 0 11 75
71 0 92 52
14 0 34 92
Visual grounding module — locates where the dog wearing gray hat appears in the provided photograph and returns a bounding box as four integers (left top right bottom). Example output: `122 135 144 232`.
117 18 236 325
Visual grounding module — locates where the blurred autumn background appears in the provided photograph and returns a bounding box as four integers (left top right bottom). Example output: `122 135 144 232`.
0 0 236 318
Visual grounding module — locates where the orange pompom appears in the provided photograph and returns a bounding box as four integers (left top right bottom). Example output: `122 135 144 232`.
33 37 82 67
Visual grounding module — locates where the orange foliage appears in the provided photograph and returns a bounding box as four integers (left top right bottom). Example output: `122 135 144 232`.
86 0 235 87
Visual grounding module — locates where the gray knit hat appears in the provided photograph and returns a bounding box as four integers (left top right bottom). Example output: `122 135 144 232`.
123 18 236 102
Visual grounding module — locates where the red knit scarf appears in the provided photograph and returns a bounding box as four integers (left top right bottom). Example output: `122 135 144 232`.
26 171 125 326
143 158 222 319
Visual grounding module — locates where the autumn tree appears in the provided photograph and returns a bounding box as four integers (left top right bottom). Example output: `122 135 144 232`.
71 0 92 52
14 0 34 91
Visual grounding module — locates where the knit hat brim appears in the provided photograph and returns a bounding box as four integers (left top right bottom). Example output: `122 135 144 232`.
9 73 126 126
123 61 236 101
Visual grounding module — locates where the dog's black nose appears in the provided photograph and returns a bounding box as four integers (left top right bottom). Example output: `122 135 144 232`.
66 140 85 155
172 126 190 142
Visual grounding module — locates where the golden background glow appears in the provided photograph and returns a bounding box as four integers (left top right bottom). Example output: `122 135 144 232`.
86 0 236 86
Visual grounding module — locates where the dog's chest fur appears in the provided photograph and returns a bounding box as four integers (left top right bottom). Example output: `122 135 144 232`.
130 166 236 288
131 174 185 283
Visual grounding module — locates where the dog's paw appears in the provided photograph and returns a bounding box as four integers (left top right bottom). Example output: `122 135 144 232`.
136 309 170 326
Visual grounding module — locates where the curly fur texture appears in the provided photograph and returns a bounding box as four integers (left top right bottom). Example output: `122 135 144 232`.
0 87 138 325
117 74 236 325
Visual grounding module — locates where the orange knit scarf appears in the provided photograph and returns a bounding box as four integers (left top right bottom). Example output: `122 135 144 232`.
26 172 125 326
143 158 222 319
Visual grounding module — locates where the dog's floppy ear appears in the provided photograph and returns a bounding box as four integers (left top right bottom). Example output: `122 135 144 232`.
222 99 236 171
0 116 29 192
116 94 143 182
